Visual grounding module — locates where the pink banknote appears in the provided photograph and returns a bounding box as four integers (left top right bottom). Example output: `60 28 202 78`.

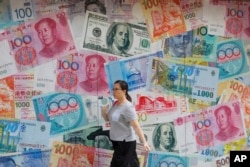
0 10 76 72
55 50 119 97
192 100 246 150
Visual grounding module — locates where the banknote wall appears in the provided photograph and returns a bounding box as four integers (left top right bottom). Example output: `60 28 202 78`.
0 0 250 166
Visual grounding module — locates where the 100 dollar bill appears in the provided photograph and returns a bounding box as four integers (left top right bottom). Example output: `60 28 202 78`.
81 11 162 57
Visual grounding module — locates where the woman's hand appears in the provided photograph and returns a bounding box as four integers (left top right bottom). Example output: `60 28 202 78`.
101 105 109 121
143 142 150 152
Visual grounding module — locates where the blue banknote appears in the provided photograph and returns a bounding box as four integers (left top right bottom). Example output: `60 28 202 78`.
147 151 189 167
0 118 20 153
146 57 219 102
0 149 51 167
32 92 88 136
105 51 163 92
210 39 249 80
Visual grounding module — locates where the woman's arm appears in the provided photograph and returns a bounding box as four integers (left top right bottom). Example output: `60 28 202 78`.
130 119 150 151
101 105 109 122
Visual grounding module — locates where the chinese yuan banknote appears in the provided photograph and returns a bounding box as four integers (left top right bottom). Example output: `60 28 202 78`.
0 149 51 167
50 141 95 167
81 11 162 57
139 0 187 41
0 40 18 79
164 26 218 63
131 91 188 125
0 76 15 118
55 50 118 97
0 10 76 73
105 51 163 92
206 2 250 40
192 100 246 151
146 57 219 102
32 92 88 136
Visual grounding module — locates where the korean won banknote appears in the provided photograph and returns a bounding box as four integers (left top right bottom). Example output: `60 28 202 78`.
0 10 76 73
146 57 219 102
81 11 162 57
32 92 88 136
105 51 163 92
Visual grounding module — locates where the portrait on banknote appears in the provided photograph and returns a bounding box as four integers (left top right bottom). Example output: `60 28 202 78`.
79 54 109 94
165 30 193 58
106 22 133 57
34 17 69 59
214 105 240 141
152 122 179 153
85 0 106 15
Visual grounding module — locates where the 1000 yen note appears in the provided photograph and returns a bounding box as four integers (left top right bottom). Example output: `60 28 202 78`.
81 11 162 57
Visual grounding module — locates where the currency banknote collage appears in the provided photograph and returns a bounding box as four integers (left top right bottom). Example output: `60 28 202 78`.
0 0 250 166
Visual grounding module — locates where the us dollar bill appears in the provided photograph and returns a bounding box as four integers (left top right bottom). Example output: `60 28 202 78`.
81 11 162 57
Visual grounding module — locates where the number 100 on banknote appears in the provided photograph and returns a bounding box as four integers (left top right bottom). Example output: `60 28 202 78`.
146 57 219 102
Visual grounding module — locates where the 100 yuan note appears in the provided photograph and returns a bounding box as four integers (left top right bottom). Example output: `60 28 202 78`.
0 10 76 72
192 100 246 151
55 51 118 97
139 0 187 41
146 57 219 102
81 11 162 57
32 92 88 136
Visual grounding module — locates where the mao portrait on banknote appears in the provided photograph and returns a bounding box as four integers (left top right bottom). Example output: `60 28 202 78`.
1 11 76 72
193 100 246 150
